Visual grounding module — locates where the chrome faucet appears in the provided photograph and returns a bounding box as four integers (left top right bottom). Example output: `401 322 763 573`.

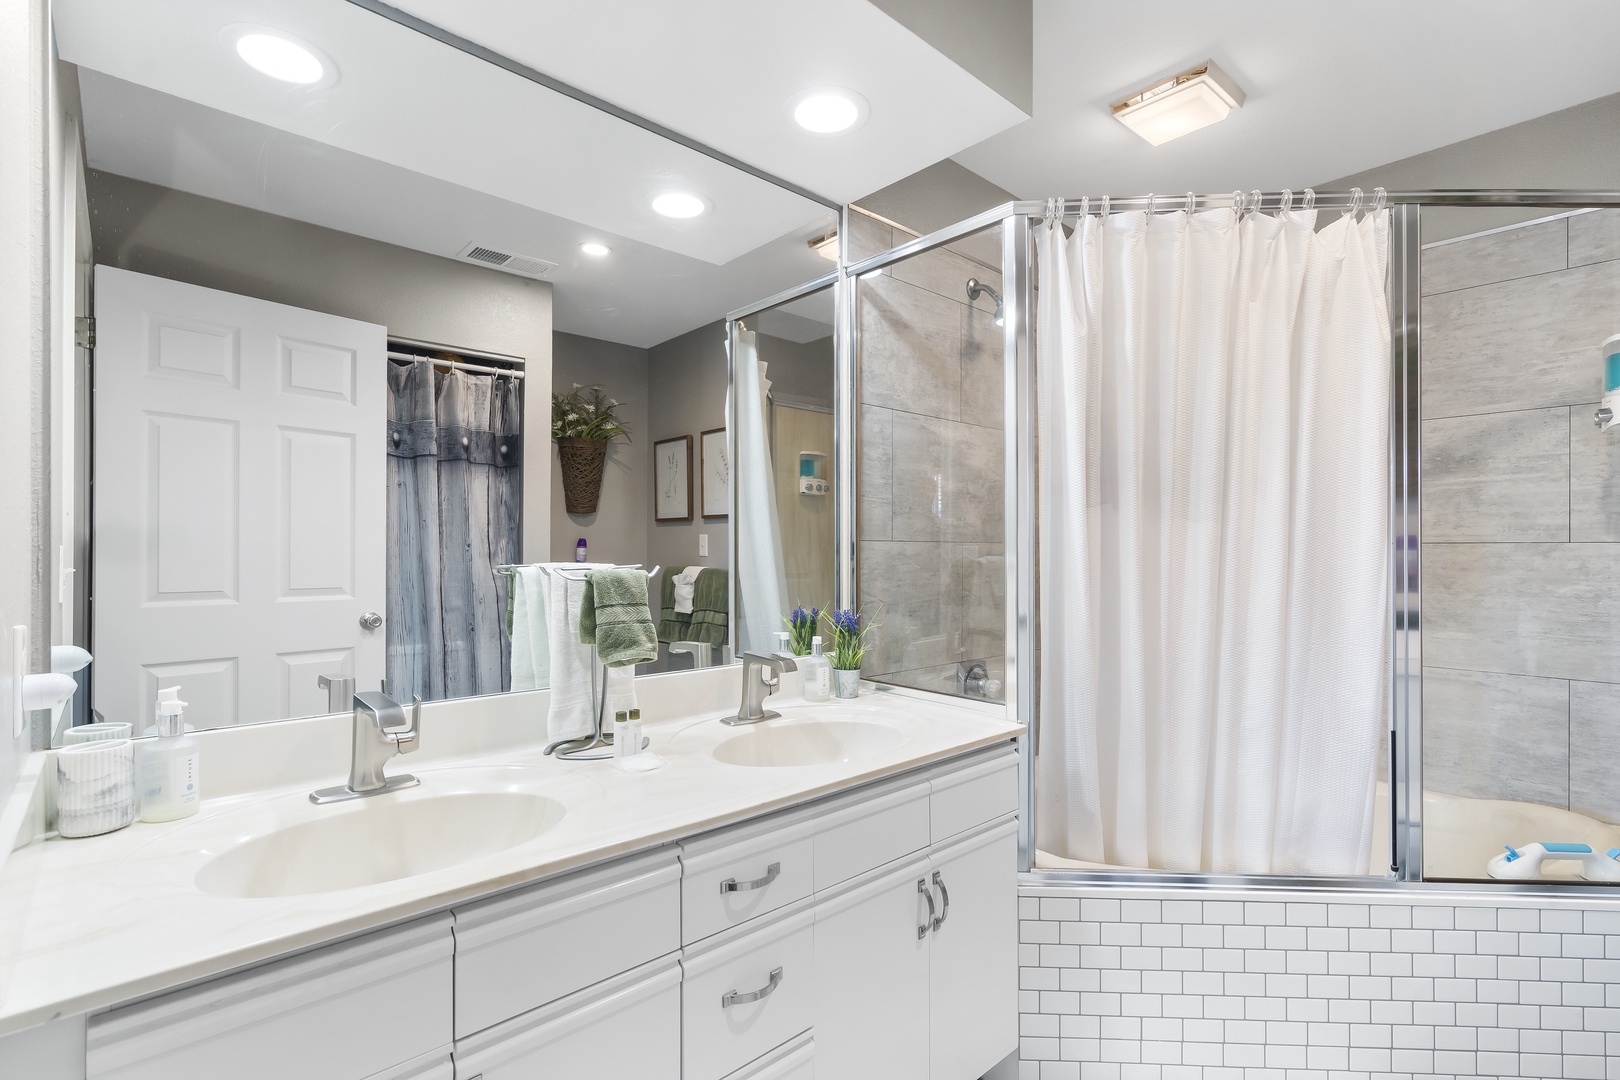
310 689 422 804
726 651 799 726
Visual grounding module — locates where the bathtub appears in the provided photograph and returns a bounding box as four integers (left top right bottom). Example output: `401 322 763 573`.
1037 782 1620 881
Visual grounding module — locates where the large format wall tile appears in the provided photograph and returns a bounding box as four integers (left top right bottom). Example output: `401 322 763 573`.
844 211 897 264
959 305 1005 430
858 540 955 676
1422 666 1570 806
1420 217 1566 297
1569 399 1620 541
1421 408 1568 542
891 412 1004 544
1569 679 1620 823
1423 542 1620 681
888 240 1001 308
952 542 1006 664
859 274 961 421
1569 208 1620 269
859 405 893 542
1422 258 1620 419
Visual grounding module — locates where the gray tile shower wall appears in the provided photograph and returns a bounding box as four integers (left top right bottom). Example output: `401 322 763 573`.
1014 885 1620 1080
853 213 1006 695
1419 209 1620 821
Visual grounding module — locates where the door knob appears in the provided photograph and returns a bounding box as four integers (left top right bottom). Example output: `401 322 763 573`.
359 611 383 631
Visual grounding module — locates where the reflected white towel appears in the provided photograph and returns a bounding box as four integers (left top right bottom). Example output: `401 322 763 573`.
509 566 549 692
546 571 595 743
673 565 703 615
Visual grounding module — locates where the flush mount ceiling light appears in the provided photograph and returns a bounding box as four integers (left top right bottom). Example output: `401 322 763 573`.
579 242 611 257
808 231 839 262
651 192 708 219
233 31 327 85
1111 60 1244 146
787 87 869 135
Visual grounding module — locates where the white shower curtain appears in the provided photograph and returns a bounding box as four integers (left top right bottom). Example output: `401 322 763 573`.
732 327 788 654
1036 204 1391 875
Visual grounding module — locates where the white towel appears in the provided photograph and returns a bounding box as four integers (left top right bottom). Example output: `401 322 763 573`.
546 570 597 743
604 664 639 721
673 565 704 615
509 566 549 691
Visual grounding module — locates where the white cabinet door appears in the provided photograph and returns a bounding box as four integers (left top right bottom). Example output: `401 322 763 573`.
93 265 387 731
927 819 1019 1080
812 858 930 1080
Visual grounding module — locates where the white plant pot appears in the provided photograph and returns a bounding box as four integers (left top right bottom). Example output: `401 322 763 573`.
832 668 861 699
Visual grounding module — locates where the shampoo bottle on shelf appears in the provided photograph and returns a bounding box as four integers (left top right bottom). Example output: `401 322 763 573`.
137 693 200 822
575 537 588 563
802 636 832 703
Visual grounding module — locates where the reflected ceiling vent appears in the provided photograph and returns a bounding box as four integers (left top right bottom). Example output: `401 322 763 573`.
455 242 557 279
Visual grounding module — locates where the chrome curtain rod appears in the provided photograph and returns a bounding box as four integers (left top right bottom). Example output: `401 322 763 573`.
387 351 526 379
1014 188 1620 218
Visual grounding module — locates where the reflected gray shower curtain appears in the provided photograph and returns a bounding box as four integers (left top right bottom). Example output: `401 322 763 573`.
1035 205 1391 876
387 361 522 701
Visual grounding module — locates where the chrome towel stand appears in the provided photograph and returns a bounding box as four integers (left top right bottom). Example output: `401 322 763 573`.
495 562 660 760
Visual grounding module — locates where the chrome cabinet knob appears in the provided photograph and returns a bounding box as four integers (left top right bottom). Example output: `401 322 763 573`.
359 610 383 631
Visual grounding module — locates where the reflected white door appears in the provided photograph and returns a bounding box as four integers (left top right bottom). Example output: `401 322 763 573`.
93 266 386 731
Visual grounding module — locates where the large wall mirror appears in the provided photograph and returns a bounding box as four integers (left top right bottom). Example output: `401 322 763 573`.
49 0 838 735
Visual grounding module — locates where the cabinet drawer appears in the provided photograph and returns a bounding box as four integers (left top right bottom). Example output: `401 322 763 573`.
681 906 814 1080
453 957 680 1080
721 1032 814 1080
453 848 680 1036
813 776 929 890
929 744 1018 843
681 813 816 944
87 915 453 1080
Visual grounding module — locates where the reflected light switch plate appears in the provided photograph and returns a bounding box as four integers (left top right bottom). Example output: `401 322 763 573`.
698 533 708 558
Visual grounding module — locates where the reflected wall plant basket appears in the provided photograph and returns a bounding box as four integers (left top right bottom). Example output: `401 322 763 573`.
557 437 608 515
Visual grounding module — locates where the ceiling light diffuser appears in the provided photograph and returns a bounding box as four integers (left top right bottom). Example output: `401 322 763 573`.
234 32 326 85
651 192 707 219
808 231 840 262
1111 61 1244 146
579 242 611 257
789 87 868 134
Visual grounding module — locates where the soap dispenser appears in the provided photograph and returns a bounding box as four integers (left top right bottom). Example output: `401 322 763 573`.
803 636 832 703
137 692 201 822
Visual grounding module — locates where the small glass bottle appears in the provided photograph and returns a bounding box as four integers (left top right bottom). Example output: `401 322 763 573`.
802 636 832 703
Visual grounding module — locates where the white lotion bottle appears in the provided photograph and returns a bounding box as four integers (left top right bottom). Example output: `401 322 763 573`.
137 696 201 822
803 635 832 703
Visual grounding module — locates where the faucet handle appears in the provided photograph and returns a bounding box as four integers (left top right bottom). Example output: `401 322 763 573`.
389 696 422 754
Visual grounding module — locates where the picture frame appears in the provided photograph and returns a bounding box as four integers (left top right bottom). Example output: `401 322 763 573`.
700 427 729 519
653 435 693 522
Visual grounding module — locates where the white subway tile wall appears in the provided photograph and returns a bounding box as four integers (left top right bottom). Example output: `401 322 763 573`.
1016 887 1620 1080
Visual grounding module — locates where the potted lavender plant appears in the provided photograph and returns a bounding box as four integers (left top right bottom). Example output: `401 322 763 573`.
783 605 822 657
824 607 878 699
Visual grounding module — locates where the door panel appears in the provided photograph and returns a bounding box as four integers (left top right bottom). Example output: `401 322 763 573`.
928 820 1019 1080
94 266 386 731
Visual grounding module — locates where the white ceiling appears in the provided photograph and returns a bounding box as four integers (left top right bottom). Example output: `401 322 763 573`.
381 0 1030 206
955 0 1620 200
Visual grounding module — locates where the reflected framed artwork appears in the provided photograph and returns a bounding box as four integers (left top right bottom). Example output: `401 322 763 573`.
654 435 693 522
701 427 728 519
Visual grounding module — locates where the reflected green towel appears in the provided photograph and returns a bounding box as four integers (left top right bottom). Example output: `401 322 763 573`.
688 568 729 648
579 569 658 667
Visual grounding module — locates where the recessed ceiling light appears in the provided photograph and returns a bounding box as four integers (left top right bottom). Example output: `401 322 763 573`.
651 192 707 219
579 242 611 257
787 87 869 134
234 32 326 85
1111 60 1244 146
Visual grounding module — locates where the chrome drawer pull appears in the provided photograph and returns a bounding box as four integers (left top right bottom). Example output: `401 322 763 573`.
721 966 783 1008
931 870 950 931
917 877 935 939
720 861 780 894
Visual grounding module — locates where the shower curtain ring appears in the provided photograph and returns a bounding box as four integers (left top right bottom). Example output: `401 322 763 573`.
1081 196 1089 220
1372 187 1387 212
1344 187 1363 217
1148 193 1158 215
1279 189 1293 213
1303 188 1316 210
1248 189 1262 217
1056 197 1067 223
1100 195 1110 219
1185 191 1195 214
1231 190 1245 216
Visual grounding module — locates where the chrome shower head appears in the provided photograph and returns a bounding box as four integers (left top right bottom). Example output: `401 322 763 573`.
966 277 1004 326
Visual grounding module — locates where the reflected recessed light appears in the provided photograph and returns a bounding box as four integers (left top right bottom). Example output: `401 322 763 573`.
579 242 611 257
651 192 707 219
788 87 869 134
235 32 326 85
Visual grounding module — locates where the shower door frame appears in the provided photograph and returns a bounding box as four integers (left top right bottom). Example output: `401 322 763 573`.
845 190 1620 893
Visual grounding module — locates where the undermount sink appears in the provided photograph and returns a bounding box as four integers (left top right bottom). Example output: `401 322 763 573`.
195 790 566 899
713 719 905 768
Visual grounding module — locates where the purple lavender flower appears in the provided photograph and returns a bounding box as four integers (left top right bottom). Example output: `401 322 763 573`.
828 608 861 635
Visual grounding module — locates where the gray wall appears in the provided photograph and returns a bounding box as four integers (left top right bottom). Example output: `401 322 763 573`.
646 321 731 583
550 332 650 568
855 159 1018 238
756 333 833 410
1322 90 1620 242
85 169 555 561
867 0 1032 115
1419 210 1620 823
856 217 1005 696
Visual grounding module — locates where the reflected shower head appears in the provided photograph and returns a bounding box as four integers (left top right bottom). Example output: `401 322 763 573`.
966 278 1004 326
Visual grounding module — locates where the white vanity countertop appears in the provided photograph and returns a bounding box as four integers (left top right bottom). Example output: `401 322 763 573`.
0 687 1020 1035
